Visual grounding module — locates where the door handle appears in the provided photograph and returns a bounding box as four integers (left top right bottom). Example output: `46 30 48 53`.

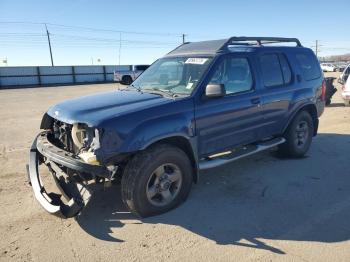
251 98 261 105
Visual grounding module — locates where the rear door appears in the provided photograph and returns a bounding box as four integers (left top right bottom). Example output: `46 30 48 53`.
195 54 264 157
257 52 296 138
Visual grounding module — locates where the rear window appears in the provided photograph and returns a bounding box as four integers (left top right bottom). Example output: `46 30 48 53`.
295 53 321 81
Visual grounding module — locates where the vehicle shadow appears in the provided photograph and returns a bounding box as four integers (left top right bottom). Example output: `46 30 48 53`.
326 102 345 107
76 133 350 254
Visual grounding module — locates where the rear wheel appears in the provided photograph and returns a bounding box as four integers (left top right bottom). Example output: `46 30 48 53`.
121 75 132 85
121 144 193 217
278 111 314 158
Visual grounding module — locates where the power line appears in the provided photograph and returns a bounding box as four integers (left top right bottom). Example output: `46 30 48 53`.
310 40 323 57
50 33 179 45
0 21 183 37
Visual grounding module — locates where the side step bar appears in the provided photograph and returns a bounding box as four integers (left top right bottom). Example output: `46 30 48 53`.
199 137 286 170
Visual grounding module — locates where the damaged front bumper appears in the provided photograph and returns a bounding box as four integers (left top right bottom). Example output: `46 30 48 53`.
27 132 113 218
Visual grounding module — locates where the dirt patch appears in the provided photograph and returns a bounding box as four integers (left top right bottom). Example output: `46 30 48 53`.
1 77 350 261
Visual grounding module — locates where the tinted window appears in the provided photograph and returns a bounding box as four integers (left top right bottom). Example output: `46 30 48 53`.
135 65 149 71
209 57 253 95
259 54 284 87
279 54 292 84
295 53 321 81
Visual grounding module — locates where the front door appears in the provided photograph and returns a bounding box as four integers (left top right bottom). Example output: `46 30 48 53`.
195 54 264 158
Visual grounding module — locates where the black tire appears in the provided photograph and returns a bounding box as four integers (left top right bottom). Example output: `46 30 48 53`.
121 75 132 85
278 111 314 158
121 144 193 217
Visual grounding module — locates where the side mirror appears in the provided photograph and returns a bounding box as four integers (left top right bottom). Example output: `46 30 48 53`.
205 84 226 98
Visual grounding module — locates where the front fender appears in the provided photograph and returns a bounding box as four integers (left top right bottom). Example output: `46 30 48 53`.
122 113 194 152
98 97 195 158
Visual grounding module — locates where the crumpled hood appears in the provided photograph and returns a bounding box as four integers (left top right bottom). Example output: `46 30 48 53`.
47 90 170 126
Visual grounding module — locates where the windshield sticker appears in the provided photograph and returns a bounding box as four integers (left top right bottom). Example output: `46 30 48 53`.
185 58 208 65
186 82 194 89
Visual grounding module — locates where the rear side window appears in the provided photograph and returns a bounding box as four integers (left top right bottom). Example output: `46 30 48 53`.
295 53 321 81
279 54 292 84
259 54 284 87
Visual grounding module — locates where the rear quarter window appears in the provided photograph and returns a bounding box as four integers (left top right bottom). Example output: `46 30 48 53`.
259 54 284 87
295 52 321 81
279 54 292 84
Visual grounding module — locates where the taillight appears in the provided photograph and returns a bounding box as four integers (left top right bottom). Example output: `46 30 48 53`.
321 79 326 101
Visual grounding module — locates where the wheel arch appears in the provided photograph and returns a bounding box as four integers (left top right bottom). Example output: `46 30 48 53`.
144 136 199 183
283 103 319 136
121 75 132 84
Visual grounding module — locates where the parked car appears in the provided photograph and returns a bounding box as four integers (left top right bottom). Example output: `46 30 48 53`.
342 75 350 106
28 37 325 218
338 63 350 84
335 63 347 72
114 64 149 85
320 63 338 72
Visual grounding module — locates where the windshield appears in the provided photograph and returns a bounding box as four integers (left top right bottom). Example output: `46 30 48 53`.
132 57 213 95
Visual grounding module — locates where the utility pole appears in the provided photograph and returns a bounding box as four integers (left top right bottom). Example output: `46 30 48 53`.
311 40 321 59
118 32 122 66
182 34 186 44
45 24 54 66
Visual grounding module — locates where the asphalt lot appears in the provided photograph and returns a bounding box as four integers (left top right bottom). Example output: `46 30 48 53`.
0 72 349 261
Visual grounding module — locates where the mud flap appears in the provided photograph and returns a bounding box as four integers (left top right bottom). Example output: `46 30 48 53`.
28 137 91 218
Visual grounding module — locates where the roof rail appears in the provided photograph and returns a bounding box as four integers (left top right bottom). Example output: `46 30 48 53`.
221 37 302 50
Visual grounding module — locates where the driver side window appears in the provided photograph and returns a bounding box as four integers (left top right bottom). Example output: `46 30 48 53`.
209 57 253 95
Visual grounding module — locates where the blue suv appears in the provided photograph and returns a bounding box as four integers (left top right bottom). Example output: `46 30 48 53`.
28 37 325 218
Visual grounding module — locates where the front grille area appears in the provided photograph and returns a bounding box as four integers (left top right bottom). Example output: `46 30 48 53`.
52 120 76 154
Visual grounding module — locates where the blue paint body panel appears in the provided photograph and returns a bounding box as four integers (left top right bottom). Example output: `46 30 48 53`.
45 42 325 164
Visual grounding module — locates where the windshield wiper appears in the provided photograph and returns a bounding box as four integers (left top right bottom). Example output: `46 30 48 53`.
142 88 175 97
129 83 141 91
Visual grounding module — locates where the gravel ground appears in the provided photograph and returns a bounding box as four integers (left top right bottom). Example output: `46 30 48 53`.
0 72 349 262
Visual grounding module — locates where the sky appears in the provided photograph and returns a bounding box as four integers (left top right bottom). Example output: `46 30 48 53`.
0 0 349 66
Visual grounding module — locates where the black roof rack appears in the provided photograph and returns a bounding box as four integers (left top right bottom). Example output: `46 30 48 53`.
166 37 303 57
221 37 302 50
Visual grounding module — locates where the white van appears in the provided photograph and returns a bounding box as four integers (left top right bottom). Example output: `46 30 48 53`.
342 76 350 106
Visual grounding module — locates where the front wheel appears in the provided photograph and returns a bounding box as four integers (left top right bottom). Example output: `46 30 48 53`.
121 144 193 217
121 75 133 85
278 111 314 158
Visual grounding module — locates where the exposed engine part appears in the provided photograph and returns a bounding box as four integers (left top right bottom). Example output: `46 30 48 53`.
71 123 86 150
78 151 99 165
52 120 102 166
90 129 101 151
53 121 74 152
